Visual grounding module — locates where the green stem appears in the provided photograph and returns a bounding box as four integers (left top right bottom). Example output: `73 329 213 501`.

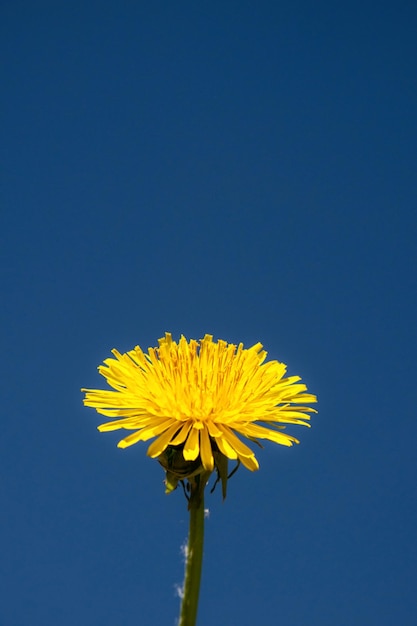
178 482 206 626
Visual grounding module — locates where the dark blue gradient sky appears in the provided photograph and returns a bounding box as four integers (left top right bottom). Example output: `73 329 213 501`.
2 3 416 625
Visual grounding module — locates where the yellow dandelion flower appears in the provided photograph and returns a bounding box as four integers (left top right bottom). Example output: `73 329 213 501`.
82 333 317 475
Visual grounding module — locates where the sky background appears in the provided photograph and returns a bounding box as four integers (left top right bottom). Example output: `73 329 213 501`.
1 2 417 625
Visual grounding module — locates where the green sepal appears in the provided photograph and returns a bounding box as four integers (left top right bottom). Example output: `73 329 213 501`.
158 445 206 495
213 451 229 500
164 470 180 494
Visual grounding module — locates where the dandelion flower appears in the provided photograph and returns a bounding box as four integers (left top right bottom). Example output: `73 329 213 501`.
82 333 317 474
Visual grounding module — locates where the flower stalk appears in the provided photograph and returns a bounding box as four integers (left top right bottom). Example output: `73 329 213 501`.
179 475 209 626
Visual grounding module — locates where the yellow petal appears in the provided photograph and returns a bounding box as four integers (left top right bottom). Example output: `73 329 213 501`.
146 422 184 458
170 421 192 445
183 426 200 461
199 427 214 471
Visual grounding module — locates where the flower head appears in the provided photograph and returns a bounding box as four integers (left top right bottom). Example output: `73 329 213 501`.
82 333 317 475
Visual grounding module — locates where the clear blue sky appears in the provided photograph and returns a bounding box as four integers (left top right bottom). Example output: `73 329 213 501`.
2 2 416 625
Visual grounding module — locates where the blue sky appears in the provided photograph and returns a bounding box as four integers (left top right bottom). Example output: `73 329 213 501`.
2 2 416 625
